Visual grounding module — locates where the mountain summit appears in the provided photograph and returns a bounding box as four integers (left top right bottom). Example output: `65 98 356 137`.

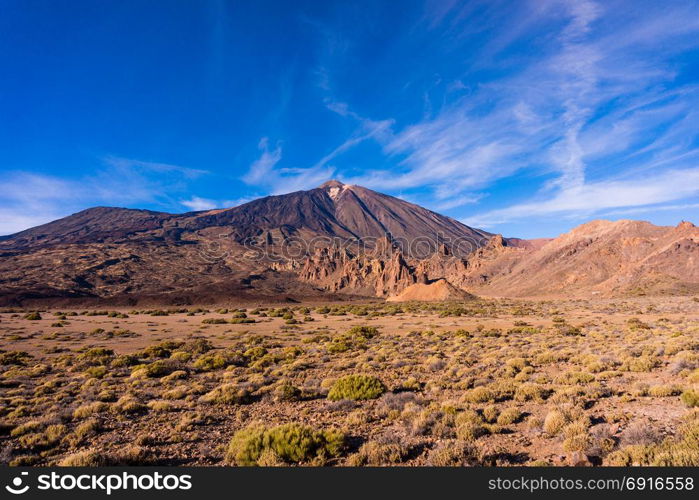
2 181 490 252
0 182 493 304
183 180 492 251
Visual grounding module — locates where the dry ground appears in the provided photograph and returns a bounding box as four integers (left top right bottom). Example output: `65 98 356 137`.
1 296 698 466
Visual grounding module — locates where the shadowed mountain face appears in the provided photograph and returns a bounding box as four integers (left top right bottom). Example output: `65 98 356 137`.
0 181 492 305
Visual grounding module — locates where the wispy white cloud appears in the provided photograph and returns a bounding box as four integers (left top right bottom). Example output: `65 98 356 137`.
432 193 484 211
180 195 256 212
0 158 207 235
103 156 209 179
464 167 699 227
272 168 335 194
229 0 699 231
0 209 60 236
179 195 257 212
336 92 550 209
223 196 256 207
321 0 699 226
601 203 699 218
240 99 395 195
0 173 86 234
180 196 219 211
241 137 283 185
313 100 394 170
242 137 335 194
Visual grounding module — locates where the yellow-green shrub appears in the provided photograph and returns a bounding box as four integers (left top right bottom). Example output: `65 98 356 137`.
327 375 386 401
226 423 344 466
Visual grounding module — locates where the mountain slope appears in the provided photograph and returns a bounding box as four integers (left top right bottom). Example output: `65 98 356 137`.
473 219 699 297
2 207 176 249
0 181 492 304
179 180 491 252
1 181 489 252
2 180 696 304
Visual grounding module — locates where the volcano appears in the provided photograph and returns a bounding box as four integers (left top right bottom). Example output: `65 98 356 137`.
0 181 492 305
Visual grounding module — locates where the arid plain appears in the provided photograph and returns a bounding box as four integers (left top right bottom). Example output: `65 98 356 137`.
2 296 698 466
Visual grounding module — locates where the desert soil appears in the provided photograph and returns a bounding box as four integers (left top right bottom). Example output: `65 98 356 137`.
1 296 698 466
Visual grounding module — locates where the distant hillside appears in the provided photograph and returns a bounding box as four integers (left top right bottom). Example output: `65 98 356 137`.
298 219 699 299
477 219 699 297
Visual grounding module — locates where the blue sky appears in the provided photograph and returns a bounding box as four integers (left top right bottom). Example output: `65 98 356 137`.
1 0 698 238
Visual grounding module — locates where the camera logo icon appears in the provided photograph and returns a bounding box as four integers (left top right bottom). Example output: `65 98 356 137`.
5 472 30 495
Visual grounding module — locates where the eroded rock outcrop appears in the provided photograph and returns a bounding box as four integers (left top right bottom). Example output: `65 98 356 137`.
299 238 417 297
297 234 521 298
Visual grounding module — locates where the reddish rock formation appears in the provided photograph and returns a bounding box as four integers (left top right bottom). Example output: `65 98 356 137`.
298 232 521 297
298 239 417 297
299 218 699 299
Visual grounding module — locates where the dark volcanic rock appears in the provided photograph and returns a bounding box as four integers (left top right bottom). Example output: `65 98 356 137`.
0 181 492 304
